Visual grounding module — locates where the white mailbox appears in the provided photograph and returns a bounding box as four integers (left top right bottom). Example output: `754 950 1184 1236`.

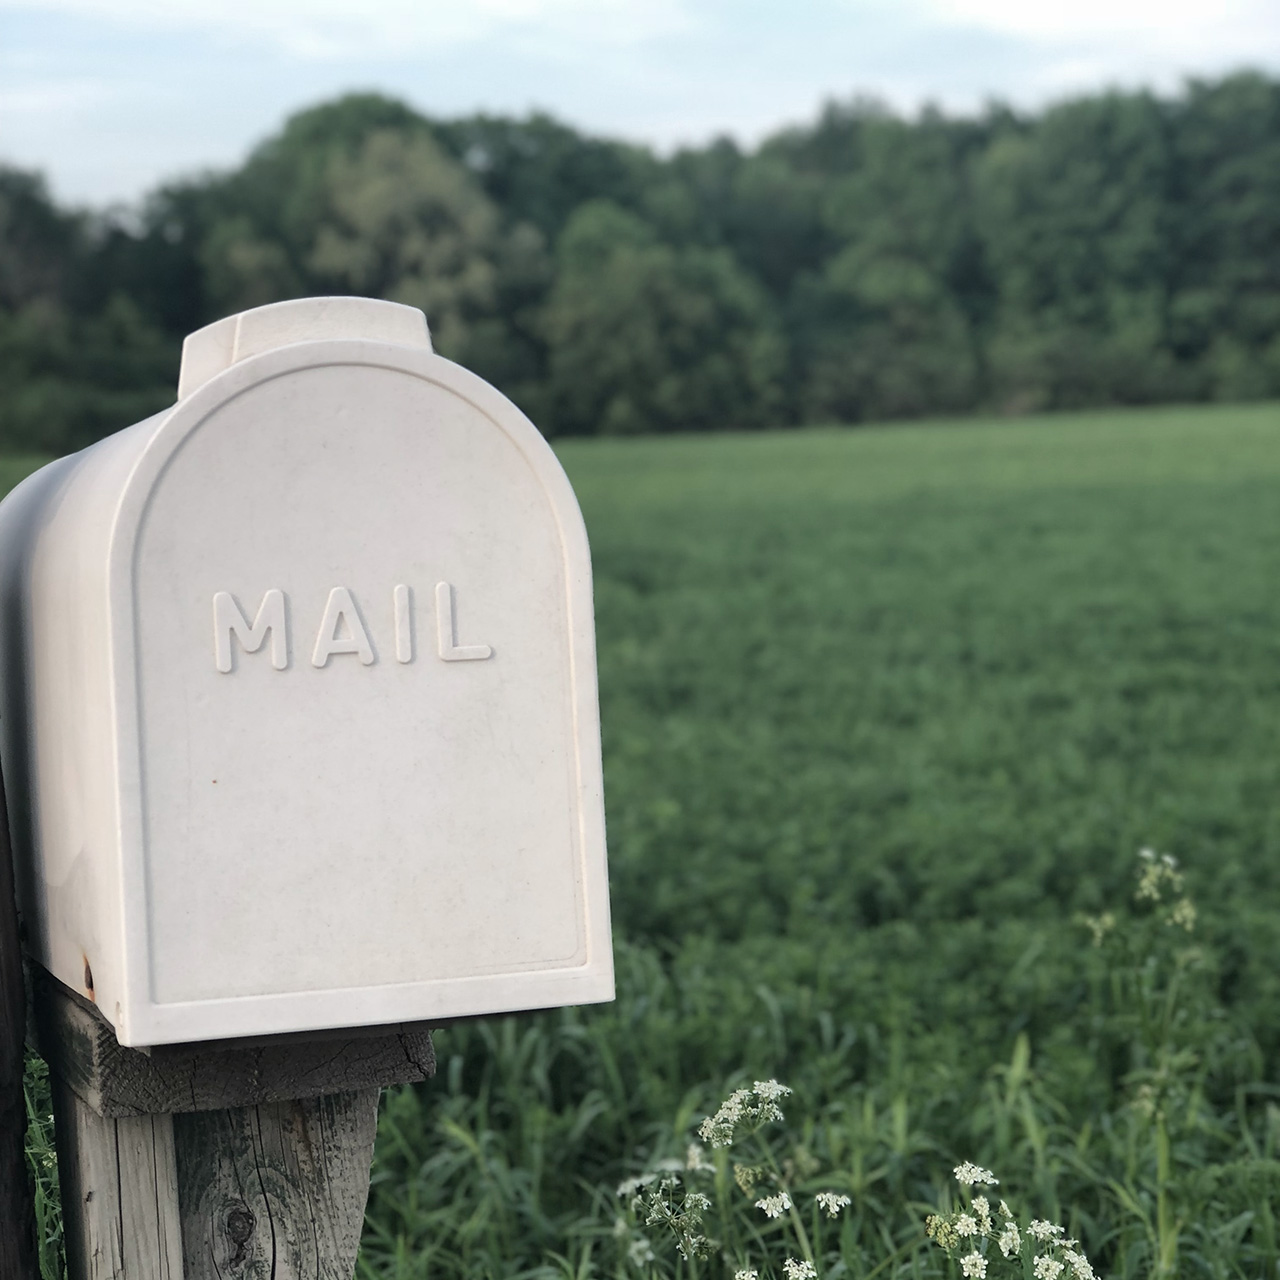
0 297 612 1047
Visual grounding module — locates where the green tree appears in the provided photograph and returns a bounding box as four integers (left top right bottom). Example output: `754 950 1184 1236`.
543 201 786 435
0 168 175 452
972 92 1180 409
1167 73 1280 399
793 112 985 421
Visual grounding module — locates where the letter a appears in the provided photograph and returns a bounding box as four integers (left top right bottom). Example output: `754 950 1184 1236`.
214 590 288 672
312 587 376 667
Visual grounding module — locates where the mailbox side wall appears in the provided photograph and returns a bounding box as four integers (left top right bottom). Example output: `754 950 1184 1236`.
0 413 172 1030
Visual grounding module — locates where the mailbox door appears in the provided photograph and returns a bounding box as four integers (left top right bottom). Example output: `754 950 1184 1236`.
111 341 611 1045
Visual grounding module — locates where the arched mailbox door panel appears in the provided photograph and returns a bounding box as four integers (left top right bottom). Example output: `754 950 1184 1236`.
0 307 612 1047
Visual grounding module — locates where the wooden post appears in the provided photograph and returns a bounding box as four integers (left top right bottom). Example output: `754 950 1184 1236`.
33 975 434 1280
0 768 36 1280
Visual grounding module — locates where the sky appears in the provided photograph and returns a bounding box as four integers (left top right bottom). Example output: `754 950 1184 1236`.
3 0 1279 208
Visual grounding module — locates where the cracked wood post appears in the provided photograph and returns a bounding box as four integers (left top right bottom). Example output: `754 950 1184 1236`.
33 974 434 1280
0 766 36 1280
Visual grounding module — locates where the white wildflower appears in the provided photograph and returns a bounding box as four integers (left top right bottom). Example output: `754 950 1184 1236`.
960 1251 987 1278
687 1142 714 1172
617 1173 660 1198
814 1191 852 1218
751 1080 791 1123
998 1200 1013 1219
1063 1249 1095 1280
755 1192 792 1219
998 1223 1021 1257
1034 1258 1064 1280
735 1272 759 1280
676 1235 712 1261
1028 1220 1064 1242
953 1162 999 1187
956 1214 979 1238
628 1238 655 1266
685 1192 712 1211
699 1082 792 1147
698 1089 752 1147
973 1196 991 1228
754 1079 792 1101
783 1261 817 1280
1084 912 1116 946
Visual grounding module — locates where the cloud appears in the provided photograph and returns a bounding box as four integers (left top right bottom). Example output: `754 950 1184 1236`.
1 0 697 57
4 0 1278 204
924 0 1278 61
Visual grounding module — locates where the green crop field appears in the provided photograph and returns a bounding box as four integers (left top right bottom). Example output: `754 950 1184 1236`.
20 402 1280 1279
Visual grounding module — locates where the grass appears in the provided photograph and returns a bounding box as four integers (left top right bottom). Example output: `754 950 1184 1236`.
18 401 1280 1277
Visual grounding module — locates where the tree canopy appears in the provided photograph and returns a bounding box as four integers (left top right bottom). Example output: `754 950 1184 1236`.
3 74 1279 450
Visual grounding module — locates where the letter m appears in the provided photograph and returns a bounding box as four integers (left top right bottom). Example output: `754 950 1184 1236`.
213 590 288 672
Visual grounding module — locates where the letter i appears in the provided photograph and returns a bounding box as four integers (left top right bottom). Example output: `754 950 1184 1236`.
393 585 413 663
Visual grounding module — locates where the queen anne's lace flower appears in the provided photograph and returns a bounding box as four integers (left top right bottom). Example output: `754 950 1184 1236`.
616 1175 656 1198
783 1261 817 1280
1028 1220 1065 1242
953 1162 999 1187
754 1079 792 1101
675 1235 712 1261
1063 1249 1095 1279
998 1223 1021 1257
814 1192 852 1218
699 1082 793 1147
628 1238 655 1266
698 1089 752 1147
1034 1258 1065 1280
755 1191 792 1219
960 1251 987 1278
956 1214 979 1238
734 1271 759 1280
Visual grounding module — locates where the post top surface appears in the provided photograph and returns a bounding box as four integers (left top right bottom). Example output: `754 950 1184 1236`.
177 297 433 400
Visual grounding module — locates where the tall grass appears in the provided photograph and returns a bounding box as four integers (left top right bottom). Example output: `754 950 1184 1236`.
18 402 1280 1277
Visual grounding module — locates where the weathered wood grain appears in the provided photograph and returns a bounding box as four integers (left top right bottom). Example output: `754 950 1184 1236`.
33 972 434 1117
0 767 35 1279
52 1073 184 1280
53 1076 379 1280
174 1091 380 1280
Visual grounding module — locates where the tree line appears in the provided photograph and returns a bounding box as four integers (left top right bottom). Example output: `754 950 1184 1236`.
2 72 1279 451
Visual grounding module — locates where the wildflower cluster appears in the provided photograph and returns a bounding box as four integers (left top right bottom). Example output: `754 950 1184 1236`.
814 1192 851 1218
755 1191 792 1219
926 1164 1097 1280
618 1081 859 1278
953 1162 999 1187
1136 847 1195 930
697 1079 793 1148
783 1261 817 1279
621 1176 716 1262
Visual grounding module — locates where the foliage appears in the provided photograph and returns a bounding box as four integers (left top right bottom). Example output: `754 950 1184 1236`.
544 201 786 435
23 1053 62 1280
4 75 1280 441
17 404 1280 1277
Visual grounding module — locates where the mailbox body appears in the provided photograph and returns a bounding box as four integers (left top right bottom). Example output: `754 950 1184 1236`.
0 301 612 1046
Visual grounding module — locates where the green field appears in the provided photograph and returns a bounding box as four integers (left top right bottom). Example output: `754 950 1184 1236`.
22 403 1280 1278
